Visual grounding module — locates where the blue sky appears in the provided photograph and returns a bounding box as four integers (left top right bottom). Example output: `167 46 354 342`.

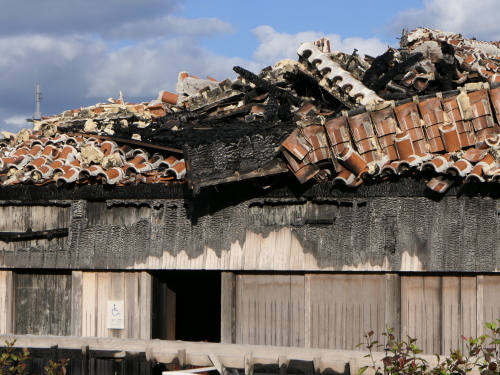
0 0 498 133
178 0 420 59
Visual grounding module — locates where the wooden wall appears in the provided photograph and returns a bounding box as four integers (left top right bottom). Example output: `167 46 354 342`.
2 195 500 273
79 271 152 339
0 270 151 340
235 273 500 355
401 275 477 355
15 272 72 335
0 270 499 357
235 274 306 347
0 205 69 253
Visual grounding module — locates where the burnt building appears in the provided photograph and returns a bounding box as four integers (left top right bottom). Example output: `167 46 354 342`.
1 27 500 373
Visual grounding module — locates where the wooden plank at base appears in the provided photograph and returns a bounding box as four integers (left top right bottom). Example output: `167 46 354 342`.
0 334 443 367
163 367 217 374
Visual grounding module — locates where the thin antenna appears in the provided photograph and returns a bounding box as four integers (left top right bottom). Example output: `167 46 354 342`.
33 84 42 120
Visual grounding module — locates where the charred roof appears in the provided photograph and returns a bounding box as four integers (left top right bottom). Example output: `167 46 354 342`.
3 28 500 196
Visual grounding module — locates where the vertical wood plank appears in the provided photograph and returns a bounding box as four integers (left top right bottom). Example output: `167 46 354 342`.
235 274 242 344
81 272 96 337
290 274 305 348
305 274 311 348
110 272 124 338
71 271 83 337
124 272 139 338
0 271 14 334
140 272 152 340
461 276 477 352
166 284 176 340
385 274 401 341
221 272 236 344
477 275 484 337
441 276 458 354
96 272 110 337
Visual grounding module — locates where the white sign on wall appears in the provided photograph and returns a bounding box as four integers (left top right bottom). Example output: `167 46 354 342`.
107 300 125 329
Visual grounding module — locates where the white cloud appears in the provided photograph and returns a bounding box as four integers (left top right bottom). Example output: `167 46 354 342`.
0 17 394 134
252 26 389 65
391 0 500 41
85 36 261 99
5 116 29 127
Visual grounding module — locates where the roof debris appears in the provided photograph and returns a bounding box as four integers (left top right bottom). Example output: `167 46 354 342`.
4 27 500 194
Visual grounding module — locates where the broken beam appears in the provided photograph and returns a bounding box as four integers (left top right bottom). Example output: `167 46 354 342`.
65 133 183 154
0 228 68 243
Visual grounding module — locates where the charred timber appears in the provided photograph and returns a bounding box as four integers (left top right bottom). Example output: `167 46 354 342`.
233 66 303 107
0 228 68 243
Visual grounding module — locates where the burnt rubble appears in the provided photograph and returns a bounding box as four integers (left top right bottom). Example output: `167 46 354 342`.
4 28 500 194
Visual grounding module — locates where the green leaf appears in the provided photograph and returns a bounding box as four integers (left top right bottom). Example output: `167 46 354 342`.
487 323 494 330
358 366 368 375
490 340 500 345
355 343 363 348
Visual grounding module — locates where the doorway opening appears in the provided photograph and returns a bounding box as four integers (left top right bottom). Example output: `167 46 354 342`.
151 270 221 343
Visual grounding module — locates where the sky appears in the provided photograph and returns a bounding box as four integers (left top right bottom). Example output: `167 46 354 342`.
2 0 500 133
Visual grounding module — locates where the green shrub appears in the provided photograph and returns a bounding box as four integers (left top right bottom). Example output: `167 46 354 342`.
0 340 68 375
358 321 500 375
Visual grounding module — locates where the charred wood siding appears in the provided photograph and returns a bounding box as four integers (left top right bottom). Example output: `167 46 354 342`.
182 124 293 191
0 181 499 271
0 191 499 271
0 205 70 259
15 273 72 335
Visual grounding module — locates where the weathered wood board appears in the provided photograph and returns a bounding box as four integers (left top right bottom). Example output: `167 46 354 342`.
15 272 72 335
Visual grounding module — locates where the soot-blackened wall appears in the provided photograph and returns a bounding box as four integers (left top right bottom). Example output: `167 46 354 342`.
0 178 497 271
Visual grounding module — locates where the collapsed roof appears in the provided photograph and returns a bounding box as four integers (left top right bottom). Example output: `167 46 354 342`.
4 27 500 194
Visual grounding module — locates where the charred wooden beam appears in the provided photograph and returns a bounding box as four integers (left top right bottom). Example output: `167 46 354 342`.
65 133 183 154
368 52 424 92
233 66 303 107
0 228 69 243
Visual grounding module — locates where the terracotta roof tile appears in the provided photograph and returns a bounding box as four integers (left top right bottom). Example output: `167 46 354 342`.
0 130 186 187
8 27 500 193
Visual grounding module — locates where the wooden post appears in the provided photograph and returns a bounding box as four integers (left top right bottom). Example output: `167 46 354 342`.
50 345 59 362
279 354 289 375
313 356 322 375
71 271 83 337
140 272 152 340
385 274 401 341
82 345 90 375
245 352 254 375
178 348 187 369
221 272 236 344
349 358 358 375
146 347 154 375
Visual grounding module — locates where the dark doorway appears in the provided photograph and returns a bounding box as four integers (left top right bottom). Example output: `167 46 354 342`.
151 271 221 343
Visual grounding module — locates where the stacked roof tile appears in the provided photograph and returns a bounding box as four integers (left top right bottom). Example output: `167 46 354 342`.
0 131 185 186
4 27 500 193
